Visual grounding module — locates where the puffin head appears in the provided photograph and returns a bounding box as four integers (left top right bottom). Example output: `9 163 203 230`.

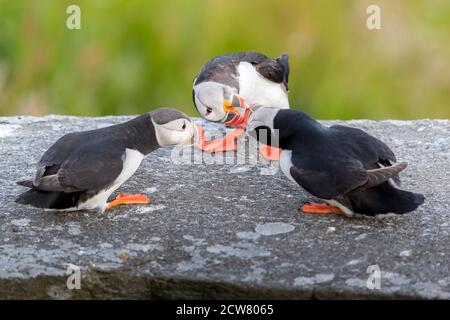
193 81 244 122
246 106 281 148
149 108 197 146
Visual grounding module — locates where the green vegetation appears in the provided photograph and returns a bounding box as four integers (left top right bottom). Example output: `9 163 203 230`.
0 0 449 119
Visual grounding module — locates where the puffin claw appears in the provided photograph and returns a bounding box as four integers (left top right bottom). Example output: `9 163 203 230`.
108 193 150 209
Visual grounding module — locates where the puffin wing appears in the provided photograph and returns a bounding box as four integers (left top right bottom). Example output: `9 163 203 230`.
56 148 125 192
290 156 408 199
330 125 401 185
289 158 368 199
254 54 289 88
236 52 289 88
360 161 408 190
25 175 77 192
34 132 89 186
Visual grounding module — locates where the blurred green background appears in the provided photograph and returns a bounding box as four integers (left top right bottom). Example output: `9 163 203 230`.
0 0 449 119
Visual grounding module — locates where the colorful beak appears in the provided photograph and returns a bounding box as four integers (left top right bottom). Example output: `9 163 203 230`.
223 100 237 113
223 94 247 113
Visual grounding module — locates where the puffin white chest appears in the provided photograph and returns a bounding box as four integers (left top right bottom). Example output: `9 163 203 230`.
237 62 289 109
112 148 144 188
279 150 297 185
78 148 144 211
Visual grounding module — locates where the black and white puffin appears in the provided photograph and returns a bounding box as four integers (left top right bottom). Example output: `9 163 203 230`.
16 108 196 212
192 52 290 159
246 107 425 216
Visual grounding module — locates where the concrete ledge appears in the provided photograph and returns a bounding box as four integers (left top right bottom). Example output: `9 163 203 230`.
0 116 449 299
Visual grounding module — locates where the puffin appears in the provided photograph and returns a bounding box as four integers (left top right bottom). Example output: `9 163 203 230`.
15 108 197 212
246 107 425 216
192 52 290 160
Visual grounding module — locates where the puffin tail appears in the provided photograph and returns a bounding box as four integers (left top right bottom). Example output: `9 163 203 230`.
384 188 425 214
15 181 81 210
349 183 425 216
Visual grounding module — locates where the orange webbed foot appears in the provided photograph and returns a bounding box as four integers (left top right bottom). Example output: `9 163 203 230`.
300 202 345 216
196 127 245 153
108 193 151 209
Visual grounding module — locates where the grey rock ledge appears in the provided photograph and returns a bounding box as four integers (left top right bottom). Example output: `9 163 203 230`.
0 115 449 299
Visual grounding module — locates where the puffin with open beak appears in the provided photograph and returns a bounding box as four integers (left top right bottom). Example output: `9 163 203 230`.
16 108 197 212
247 107 425 216
192 52 290 160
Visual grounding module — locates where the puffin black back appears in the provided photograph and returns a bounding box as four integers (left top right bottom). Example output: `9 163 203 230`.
273 109 326 150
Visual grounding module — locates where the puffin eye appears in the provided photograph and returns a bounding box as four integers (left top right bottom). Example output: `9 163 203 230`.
182 123 186 130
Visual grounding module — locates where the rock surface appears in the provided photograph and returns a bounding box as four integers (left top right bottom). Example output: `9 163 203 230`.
0 115 449 299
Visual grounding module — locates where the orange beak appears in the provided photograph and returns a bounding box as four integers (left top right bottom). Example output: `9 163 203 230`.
223 100 237 113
